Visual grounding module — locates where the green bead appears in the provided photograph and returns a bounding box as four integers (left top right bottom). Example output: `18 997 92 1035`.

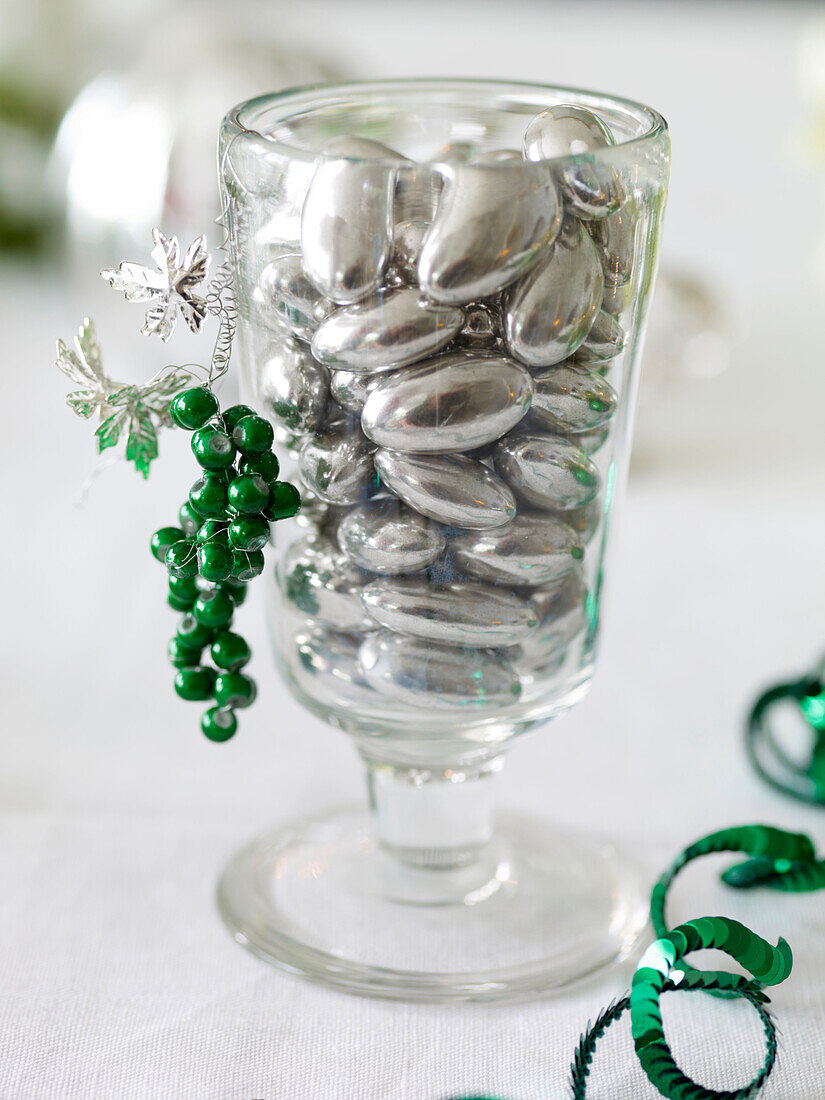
168 637 202 668
211 631 251 671
227 473 269 514
176 613 213 649
221 579 247 605
228 514 270 552
151 526 185 562
178 501 201 536
265 481 301 520
165 539 198 578
169 575 199 600
197 541 233 582
170 386 219 430
193 589 235 629
239 451 280 483
191 426 235 470
221 404 256 434
214 671 257 709
174 666 217 702
201 706 238 742
232 414 274 455
189 473 229 518
195 519 229 546
231 549 265 581
167 592 193 612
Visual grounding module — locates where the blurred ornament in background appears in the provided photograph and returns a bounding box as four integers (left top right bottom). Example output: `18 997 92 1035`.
632 265 734 465
49 3 339 376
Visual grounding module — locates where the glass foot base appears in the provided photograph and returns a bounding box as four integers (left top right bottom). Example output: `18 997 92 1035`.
216 809 647 1003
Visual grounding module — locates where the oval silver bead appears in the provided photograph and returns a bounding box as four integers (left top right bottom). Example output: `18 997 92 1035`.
359 631 521 710
312 287 464 373
511 570 588 677
531 363 618 432
375 449 517 529
257 338 329 435
588 207 637 287
361 577 537 647
294 622 368 687
394 162 441 225
494 430 600 511
574 310 627 365
504 223 603 368
301 144 398 304
553 497 603 544
391 220 429 284
337 498 445 575
450 513 583 586
257 252 333 342
298 424 377 505
418 161 561 304
329 369 383 414
278 536 374 632
362 351 532 453
601 278 634 316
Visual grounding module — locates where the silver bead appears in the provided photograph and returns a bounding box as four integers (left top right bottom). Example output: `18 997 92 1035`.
504 222 603 368
564 425 610 456
391 220 429 284
511 569 588 678
257 253 333 342
361 350 532 453
588 206 637 287
329 369 382 414
375 449 516 529
257 338 329 435
361 577 538 647
278 535 374 632
311 287 464 373
450 513 583 586
522 104 613 161
394 162 441 225
555 497 603 544
337 498 445 575
418 161 561 304
574 310 627 365
359 631 521 709
530 363 618 432
494 430 600 511
300 142 399 304
293 622 368 688
430 141 479 164
601 278 634 316
298 423 377 505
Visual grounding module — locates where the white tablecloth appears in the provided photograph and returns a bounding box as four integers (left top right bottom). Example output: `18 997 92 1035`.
4 3 825 1097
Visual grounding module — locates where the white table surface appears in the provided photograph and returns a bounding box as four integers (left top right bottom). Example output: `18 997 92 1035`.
4 2 825 1097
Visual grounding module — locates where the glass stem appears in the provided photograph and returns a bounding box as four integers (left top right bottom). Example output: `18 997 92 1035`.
364 756 503 871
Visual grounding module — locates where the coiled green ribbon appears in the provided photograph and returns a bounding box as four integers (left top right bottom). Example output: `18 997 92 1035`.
570 823 825 1099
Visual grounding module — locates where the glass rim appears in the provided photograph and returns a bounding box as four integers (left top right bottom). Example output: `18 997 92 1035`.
223 77 668 167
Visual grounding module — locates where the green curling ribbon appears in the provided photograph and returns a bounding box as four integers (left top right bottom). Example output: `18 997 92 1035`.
570 823 825 1100
746 666 825 806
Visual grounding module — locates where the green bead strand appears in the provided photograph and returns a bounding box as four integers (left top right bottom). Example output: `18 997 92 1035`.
195 520 229 546
190 425 235 470
178 501 201 536
211 631 251 671
232 414 274 455
214 671 256 709
151 526 185 562
174 666 217 702
175 613 213 650
201 706 238 742
170 386 219 430
221 579 247 605
227 473 270 514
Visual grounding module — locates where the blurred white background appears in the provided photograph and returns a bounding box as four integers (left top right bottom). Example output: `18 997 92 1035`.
3 3 825 1098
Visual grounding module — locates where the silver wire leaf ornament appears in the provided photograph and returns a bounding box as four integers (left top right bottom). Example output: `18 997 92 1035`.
101 228 211 341
56 317 191 477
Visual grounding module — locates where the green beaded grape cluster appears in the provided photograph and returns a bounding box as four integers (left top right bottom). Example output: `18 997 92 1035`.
150 386 300 741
